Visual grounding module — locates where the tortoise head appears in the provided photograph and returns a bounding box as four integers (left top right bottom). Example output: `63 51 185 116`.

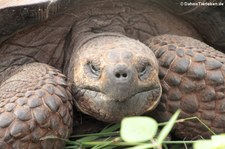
71 33 162 122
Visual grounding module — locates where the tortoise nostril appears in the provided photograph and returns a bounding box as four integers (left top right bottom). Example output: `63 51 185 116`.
122 73 127 78
115 72 128 78
115 73 121 78
112 64 132 81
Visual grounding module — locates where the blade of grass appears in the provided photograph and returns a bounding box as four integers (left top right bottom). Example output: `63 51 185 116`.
41 135 82 146
75 124 120 143
76 135 100 142
157 110 180 144
162 143 168 149
91 137 114 149
101 123 120 132
65 146 81 149
158 116 215 135
101 146 117 149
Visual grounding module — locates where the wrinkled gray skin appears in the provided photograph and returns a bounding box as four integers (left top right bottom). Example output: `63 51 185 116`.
70 33 162 122
0 0 225 148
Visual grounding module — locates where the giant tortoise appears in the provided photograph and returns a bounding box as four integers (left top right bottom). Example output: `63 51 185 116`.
0 0 225 148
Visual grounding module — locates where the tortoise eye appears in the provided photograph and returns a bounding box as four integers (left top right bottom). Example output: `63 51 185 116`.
138 65 147 77
137 58 151 80
88 61 100 76
90 63 100 75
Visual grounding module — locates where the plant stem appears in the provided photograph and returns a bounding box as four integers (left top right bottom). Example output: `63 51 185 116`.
163 140 199 144
76 140 200 147
81 141 143 147
70 132 120 138
158 116 216 135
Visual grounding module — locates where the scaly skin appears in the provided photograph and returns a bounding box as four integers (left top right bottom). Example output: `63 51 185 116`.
147 35 225 139
0 63 73 148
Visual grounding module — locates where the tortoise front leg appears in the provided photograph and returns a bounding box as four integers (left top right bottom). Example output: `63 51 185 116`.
0 63 73 148
145 34 225 139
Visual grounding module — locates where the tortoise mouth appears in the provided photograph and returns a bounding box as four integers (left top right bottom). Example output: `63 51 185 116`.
72 85 162 122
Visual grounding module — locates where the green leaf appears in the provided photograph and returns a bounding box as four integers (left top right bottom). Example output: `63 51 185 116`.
157 110 180 144
193 140 213 149
210 134 225 149
120 116 158 143
211 134 225 142
193 134 225 149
